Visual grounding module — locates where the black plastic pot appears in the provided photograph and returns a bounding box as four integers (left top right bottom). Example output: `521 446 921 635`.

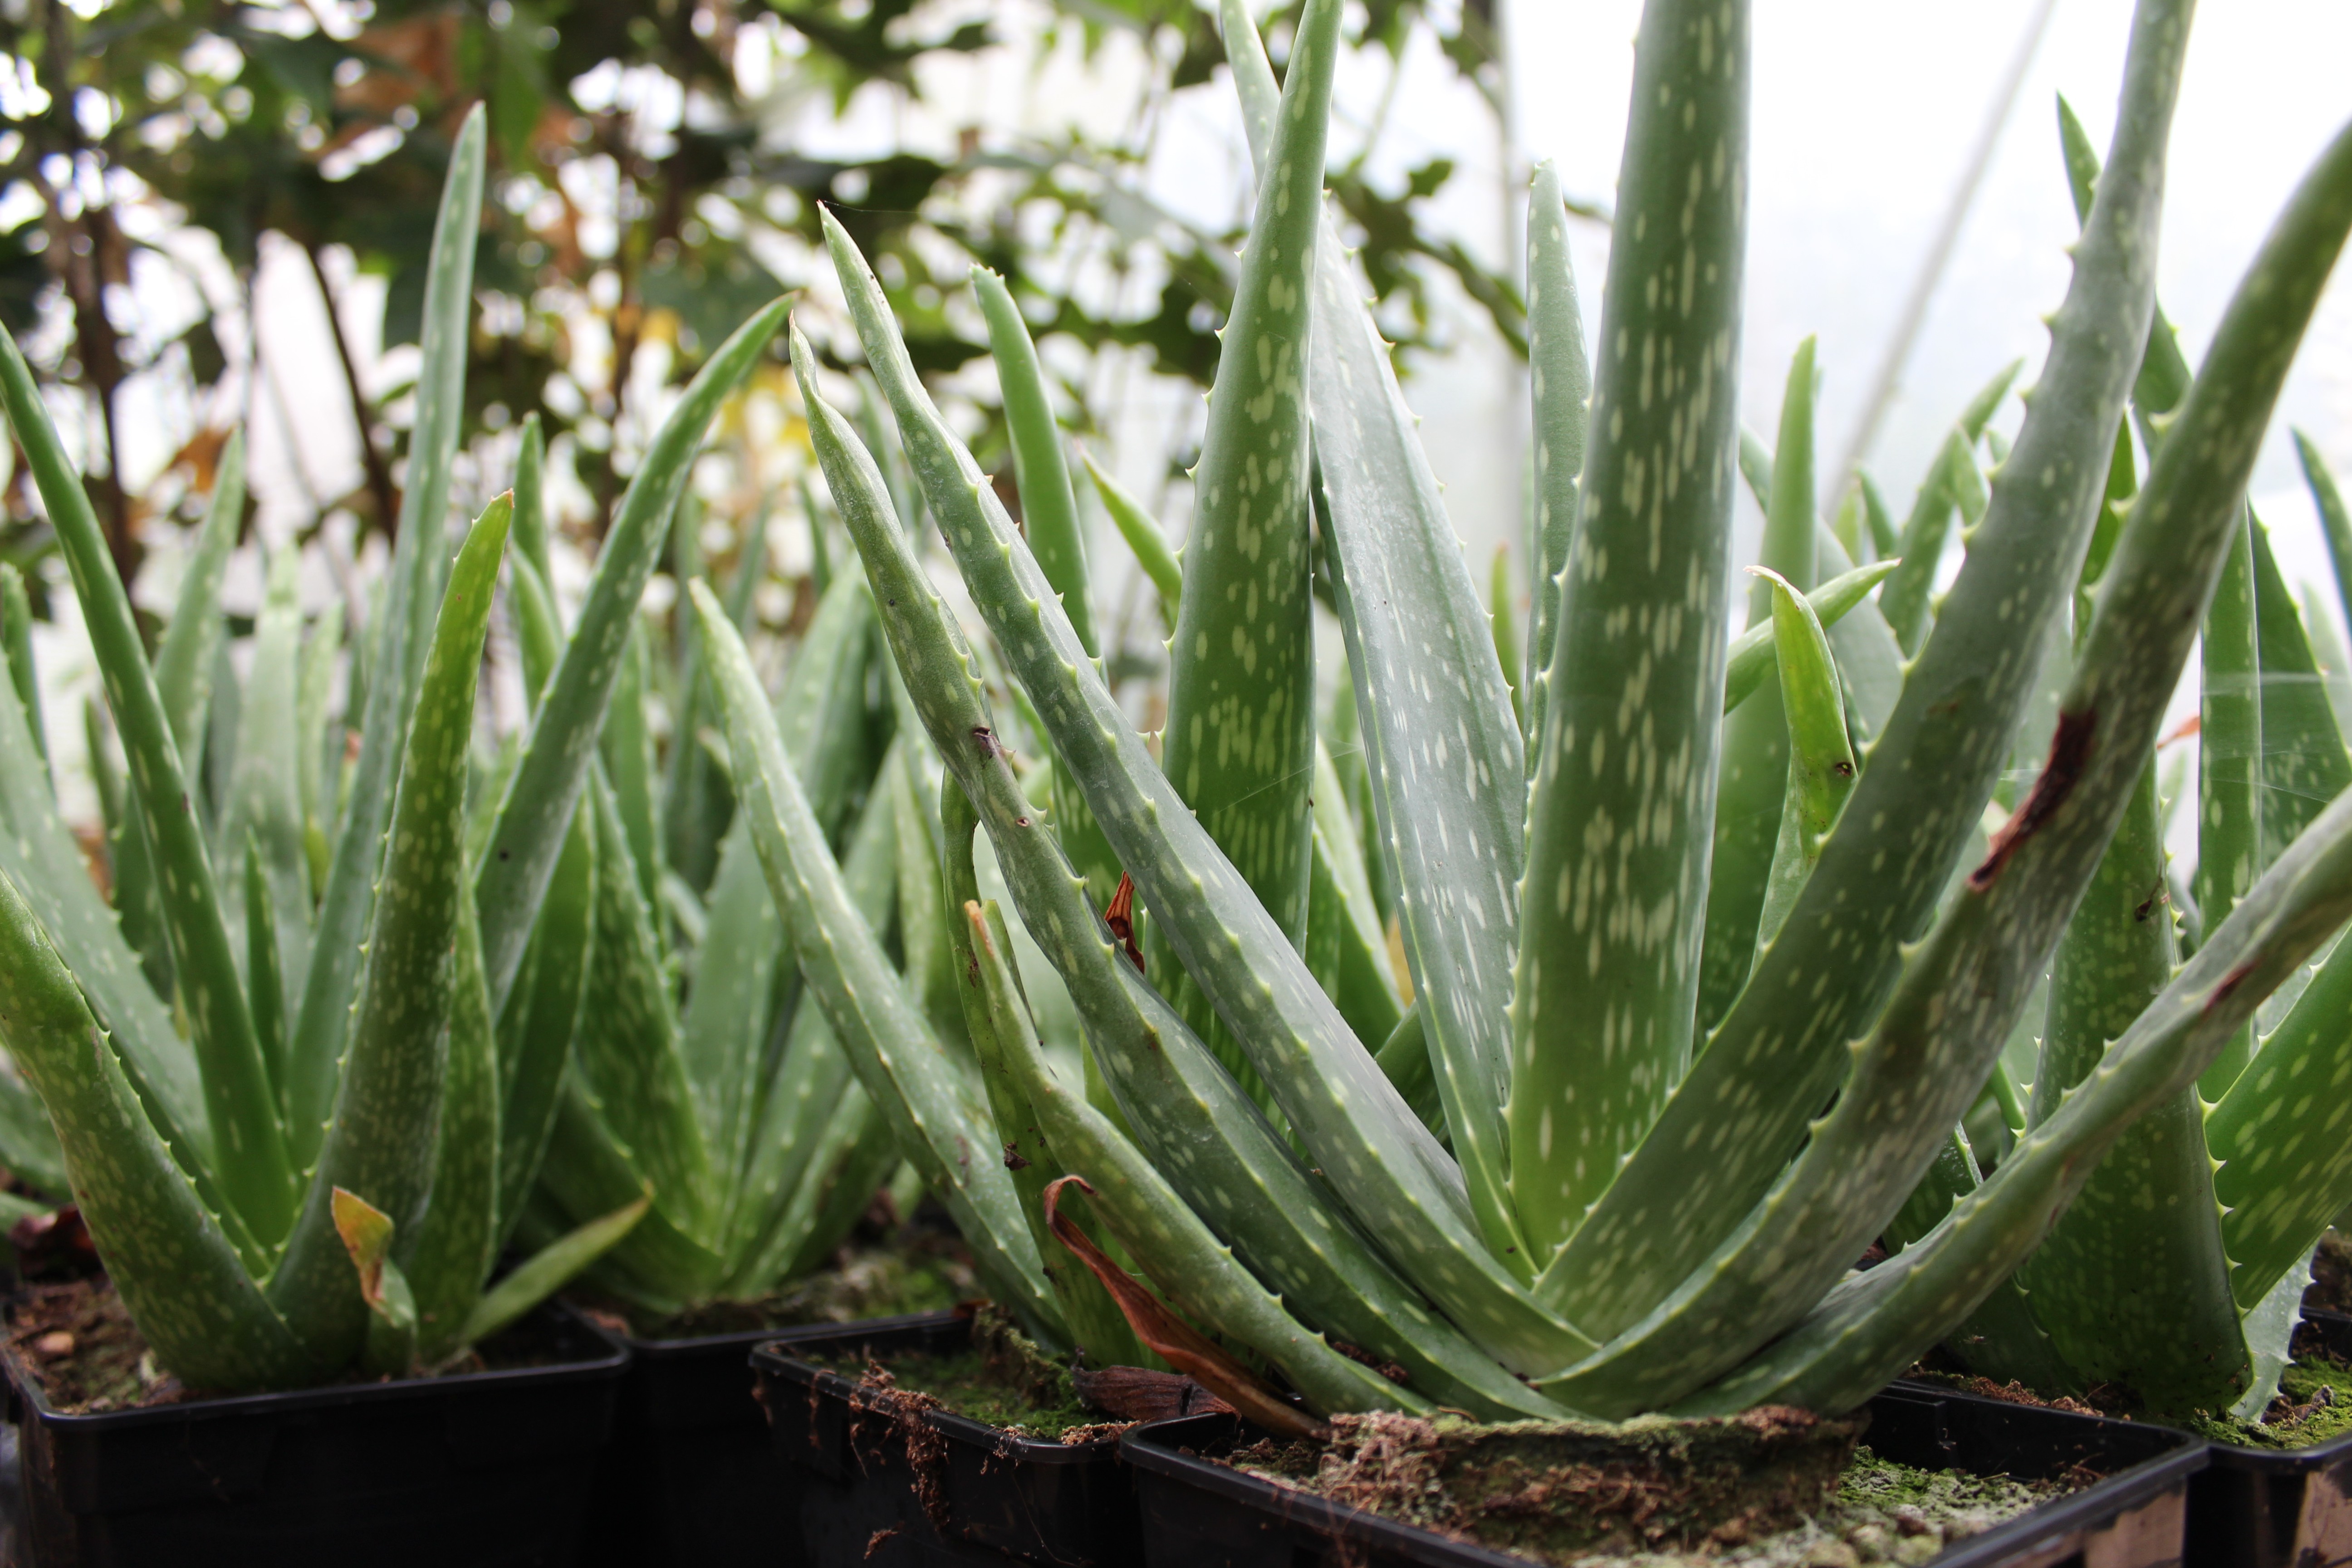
2 1303 627 1567
2185 1308 2352 1568
750 1312 1140 1566
1120 1381 2205 1568
574 1318 800 1568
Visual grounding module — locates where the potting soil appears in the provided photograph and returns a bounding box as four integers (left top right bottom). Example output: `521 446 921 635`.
1227 1411 2064 1567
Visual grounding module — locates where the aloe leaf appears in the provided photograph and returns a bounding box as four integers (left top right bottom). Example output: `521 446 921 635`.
1748 567 1857 957
2298 432 2352 642
0 868 304 1386
242 839 287 1106
534 1077 721 1306
1306 250 1528 1263
288 113 487 1168
686 569 878 1194
2058 94 2193 435
1563 58 2347 1407
1720 561 1900 714
2022 761 2243 1411
0 1058 65 1200
2303 580 2352 742
1514 0 1757 1273
605 617 663 914
574 774 710 1230
0 620 210 1166
222 548 314 1029
1697 343 1822 1031
694 577 1058 1338
495 795 593 1244
945 794 1145 1366
1144 0 1338 1127
0 563 45 780
803 346 1572 1411
512 412 552 587
461 1191 649 1349
152 430 244 769
1537 0 2191 1346
1813 525 1906 744
476 297 789 1016
2251 515 2352 872
2197 512 2263 1099
1082 454 1181 631
717 776 896 1288
1694 777 2352 1416
1857 473 1901 561
1880 1131 2080 1393
406 889 498 1368
968 902 1432 1419
268 495 510 1364
1521 160 1591 764
2211 919 2352 1307
1878 431 1979 656
0 325 294 1237
295 603 344 894
1305 743 1404 1051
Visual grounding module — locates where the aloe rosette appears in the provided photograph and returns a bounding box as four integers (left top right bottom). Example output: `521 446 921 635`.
0 111 862 1385
691 0 2352 1431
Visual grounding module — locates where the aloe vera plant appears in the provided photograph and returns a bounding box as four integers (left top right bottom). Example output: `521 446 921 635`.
0 111 829 1387
679 0 2352 1437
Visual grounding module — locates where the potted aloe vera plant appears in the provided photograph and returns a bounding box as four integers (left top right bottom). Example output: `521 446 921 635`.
0 105 808 1563
671 0 2352 1557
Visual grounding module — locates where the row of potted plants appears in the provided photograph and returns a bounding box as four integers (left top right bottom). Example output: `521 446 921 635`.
5 1275 2346 1566
4 0 2352 1561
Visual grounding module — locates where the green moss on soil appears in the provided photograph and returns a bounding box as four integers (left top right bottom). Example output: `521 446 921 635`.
1233 1416 2064 1568
2182 1343 2352 1451
819 1305 1099 1442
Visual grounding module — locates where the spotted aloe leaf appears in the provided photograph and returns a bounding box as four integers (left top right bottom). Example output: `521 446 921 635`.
1694 776 2352 1416
2249 517 2352 873
1514 0 1753 1273
1521 159 1591 767
0 321 294 1241
220 548 314 1038
1142 0 1339 1128
0 866 304 1389
966 900 1433 1421
289 111 487 1168
1699 341 1821 1033
1536 0 2189 1348
2021 760 2244 1411
268 494 511 1367
475 296 789 1016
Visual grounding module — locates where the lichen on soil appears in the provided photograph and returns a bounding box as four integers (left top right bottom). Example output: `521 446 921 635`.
818 1304 1101 1442
1227 1409 2063 1567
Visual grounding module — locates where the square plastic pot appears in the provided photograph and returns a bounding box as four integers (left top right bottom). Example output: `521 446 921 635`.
1 1302 627 1567
1120 1381 2205 1568
2185 1308 2352 1568
750 1312 1140 1566
574 1317 807 1568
